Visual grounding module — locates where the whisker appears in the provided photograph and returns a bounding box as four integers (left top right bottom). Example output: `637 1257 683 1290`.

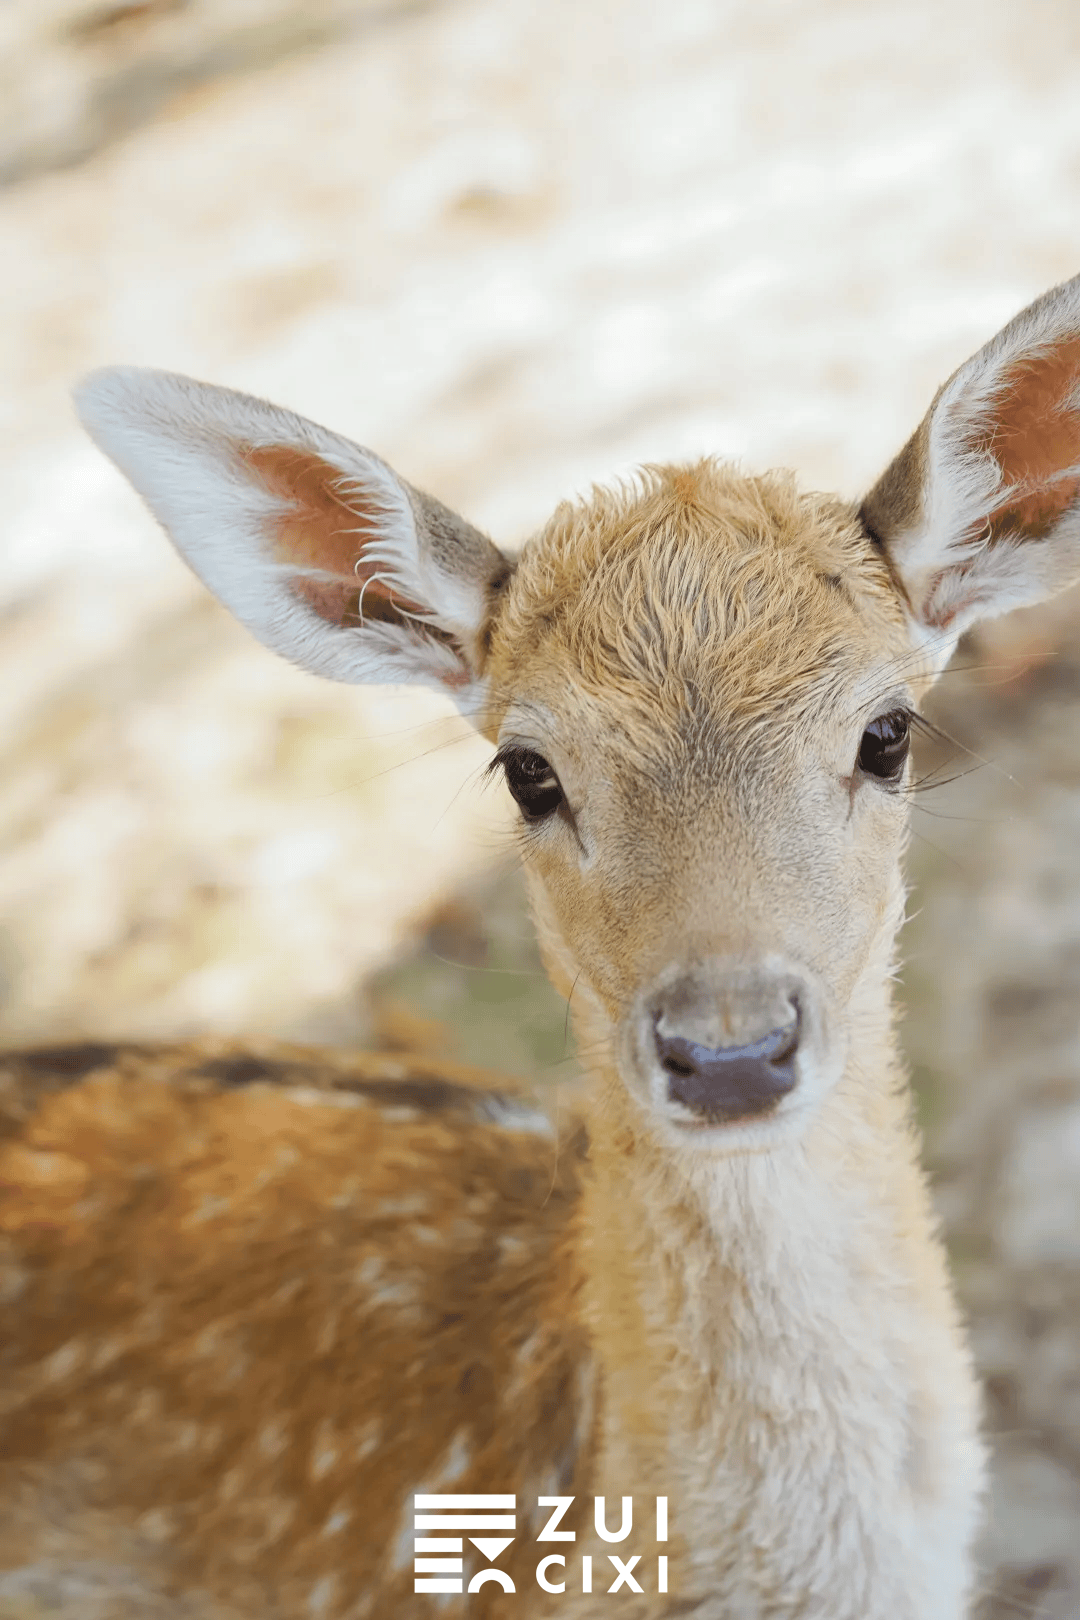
907 826 968 871
563 970 583 1058
294 727 487 800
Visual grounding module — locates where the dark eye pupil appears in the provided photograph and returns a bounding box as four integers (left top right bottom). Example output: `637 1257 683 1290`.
503 748 563 821
858 711 911 781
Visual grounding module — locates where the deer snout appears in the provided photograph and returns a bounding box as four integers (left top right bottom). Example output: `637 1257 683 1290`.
646 965 805 1125
653 1013 800 1121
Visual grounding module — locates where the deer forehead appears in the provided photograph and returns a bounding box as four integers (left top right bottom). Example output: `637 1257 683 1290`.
486 461 914 770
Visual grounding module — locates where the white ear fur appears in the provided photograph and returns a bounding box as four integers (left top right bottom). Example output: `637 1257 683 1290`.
863 272 1080 665
74 367 511 711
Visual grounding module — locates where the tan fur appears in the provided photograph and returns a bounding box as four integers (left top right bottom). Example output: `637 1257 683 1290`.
14 279 1080 1616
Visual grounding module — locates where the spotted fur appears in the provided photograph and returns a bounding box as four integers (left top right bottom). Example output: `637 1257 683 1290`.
0 1042 590 1619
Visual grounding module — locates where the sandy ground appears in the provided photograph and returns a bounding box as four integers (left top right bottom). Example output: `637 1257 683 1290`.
2 0 1080 1613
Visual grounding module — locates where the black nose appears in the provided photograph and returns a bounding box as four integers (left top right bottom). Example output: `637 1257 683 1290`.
654 1011 800 1122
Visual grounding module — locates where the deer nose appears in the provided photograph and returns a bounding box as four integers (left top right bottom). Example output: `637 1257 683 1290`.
654 1007 800 1122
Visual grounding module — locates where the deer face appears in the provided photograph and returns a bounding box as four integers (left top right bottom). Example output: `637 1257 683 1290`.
75 273 1080 1154
482 468 918 1150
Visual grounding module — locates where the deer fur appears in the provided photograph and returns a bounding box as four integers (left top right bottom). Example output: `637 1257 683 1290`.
5 274 1080 1618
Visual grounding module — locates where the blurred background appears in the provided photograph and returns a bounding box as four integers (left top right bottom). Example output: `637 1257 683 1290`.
2 0 1080 1612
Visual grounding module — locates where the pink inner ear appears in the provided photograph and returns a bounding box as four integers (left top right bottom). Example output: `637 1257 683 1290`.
976 337 1080 540
240 444 425 627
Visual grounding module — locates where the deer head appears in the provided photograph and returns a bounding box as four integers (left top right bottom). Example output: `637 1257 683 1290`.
76 275 1080 1155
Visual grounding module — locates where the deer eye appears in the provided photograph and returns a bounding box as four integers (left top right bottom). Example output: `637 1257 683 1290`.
857 710 911 783
501 747 564 822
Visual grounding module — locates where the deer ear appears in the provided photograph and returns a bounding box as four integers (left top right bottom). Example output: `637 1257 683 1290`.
74 368 513 714
862 273 1080 661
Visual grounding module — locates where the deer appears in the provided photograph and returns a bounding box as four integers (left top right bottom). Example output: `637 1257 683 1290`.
4 274 1080 1620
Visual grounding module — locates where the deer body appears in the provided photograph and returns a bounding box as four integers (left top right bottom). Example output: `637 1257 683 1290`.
7 274 1080 1617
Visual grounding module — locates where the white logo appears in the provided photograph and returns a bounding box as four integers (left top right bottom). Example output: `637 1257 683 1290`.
413 1494 517 1594
413 1494 669 1598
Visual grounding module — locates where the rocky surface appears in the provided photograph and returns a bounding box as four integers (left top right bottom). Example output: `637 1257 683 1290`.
2 0 1080 1613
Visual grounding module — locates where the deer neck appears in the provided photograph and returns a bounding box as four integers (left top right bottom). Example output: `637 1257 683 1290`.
573 975 932 1497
